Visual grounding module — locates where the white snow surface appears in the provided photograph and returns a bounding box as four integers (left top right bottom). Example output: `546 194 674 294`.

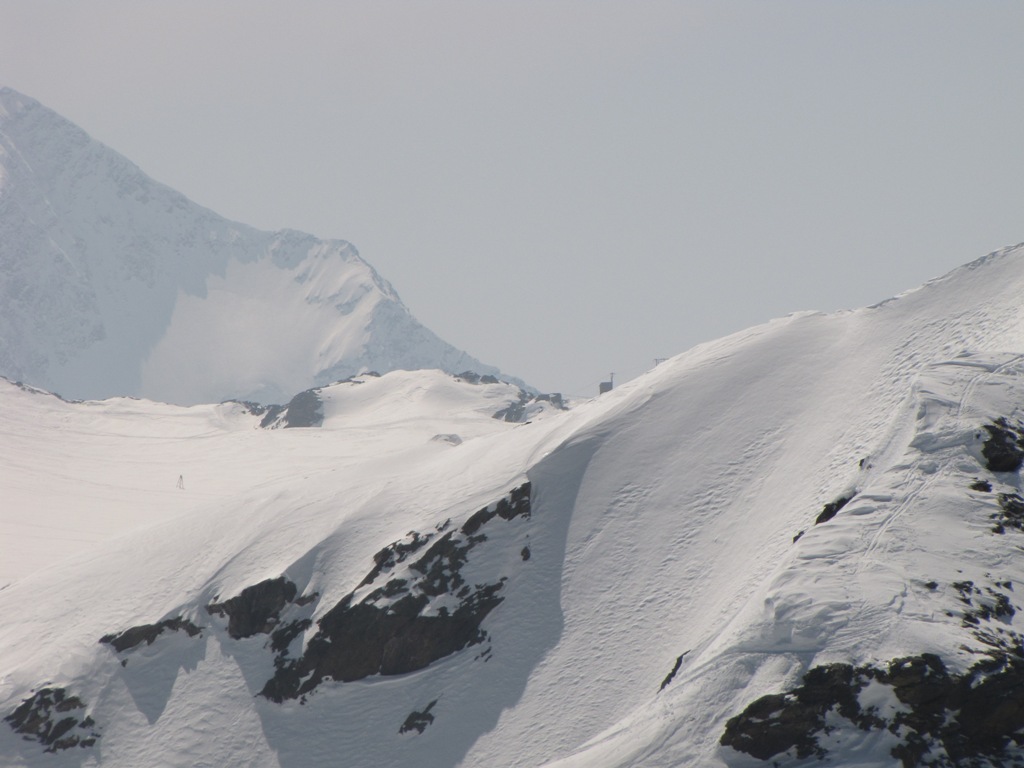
0 87 503 405
5 201 1024 765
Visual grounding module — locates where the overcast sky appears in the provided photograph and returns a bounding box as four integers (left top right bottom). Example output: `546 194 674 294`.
2 2 1023 395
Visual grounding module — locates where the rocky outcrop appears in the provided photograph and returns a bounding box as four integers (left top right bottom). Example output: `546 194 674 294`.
721 651 1024 767
455 371 501 386
260 483 532 702
993 492 1024 534
453 370 565 422
659 653 686 692
814 494 853 525
399 700 438 735
258 388 325 429
493 391 566 423
982 418 1024 473
99 616 202 653
5 687 100 753
206 577 315 639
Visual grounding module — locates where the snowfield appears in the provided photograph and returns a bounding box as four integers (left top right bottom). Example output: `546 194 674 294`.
5 244 1024 766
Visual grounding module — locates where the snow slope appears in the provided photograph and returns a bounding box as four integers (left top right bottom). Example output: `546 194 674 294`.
0 87 504 405
4 244 1024 768
0 371 548 586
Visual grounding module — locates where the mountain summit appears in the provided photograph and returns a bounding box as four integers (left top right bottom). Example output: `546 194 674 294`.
0 87 504 404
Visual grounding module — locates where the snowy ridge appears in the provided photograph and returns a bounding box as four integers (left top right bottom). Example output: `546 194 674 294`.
0 370 555 585
0 87 506 404
4 210 1024 762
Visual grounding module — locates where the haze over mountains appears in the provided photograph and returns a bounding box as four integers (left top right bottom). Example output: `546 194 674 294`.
5 85 1024 768
0 87 504 405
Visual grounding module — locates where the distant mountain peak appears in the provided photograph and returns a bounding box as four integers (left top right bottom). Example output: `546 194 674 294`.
0 87 509 404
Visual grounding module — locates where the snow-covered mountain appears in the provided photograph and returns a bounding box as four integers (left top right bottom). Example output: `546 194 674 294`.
0 87 505 405
4 243 1024 767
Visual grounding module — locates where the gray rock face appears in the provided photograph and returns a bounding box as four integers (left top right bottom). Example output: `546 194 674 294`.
260 483 532 702
206 577 313 639
721 652 1024 767
982 419 1024 473
99 617 202 653
4 687 100 753
256 388 325 429
399 700 438 735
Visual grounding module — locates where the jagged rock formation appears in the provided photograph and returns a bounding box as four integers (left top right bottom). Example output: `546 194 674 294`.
721 652 1024 767
261 484 531 702
400 700 439 735
206 577 315 639
99 617 202 653
4 688 99 753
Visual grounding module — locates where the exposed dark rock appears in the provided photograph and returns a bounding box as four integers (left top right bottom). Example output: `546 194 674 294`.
411 531 480 597
792 530 805 543
262 584 506 702
206 577 311 639
452 371 566 421
494 392 531 423
270 618 312 656
814 494 853 525
993 493 1024 534
99 616 202 653
971 479 993 492
456 371 501 386
232 399 274 417
399 699 438 734
982 418 1024 473
258 388 324 429
953 580 1016 627
521 545 531 561
493 391 566 422
258 404 286 428
260 484 532 702
721 650 1024 767
460 483 531 536
659 652 687 692
534 392 565 409
281 389 324 428
5 688 100 753
721 691 822 761
358 530 434 588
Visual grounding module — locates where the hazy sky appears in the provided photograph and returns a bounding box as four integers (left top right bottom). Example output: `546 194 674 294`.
2 2 1023 395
